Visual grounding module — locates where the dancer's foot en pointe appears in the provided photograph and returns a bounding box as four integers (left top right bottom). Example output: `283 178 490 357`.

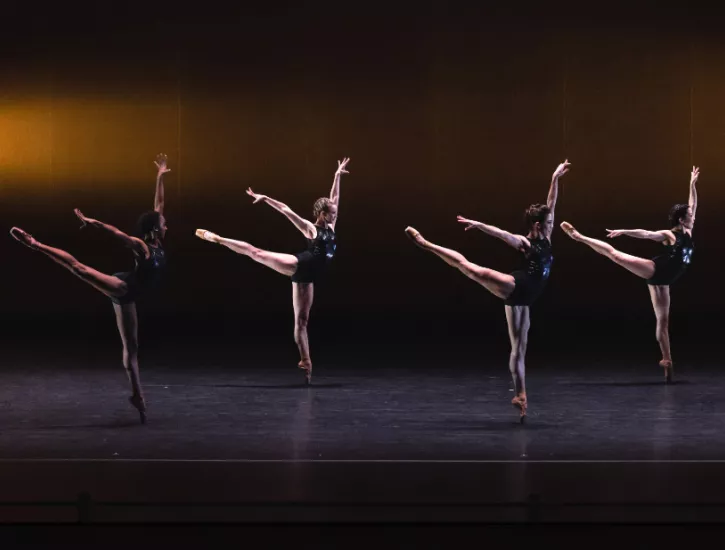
195 229 219 243
10 227 39 249
559 221 580 240
298 359 312 385
660 359 673 384
512 393 527 423
128 394 147 425
404 226 427 248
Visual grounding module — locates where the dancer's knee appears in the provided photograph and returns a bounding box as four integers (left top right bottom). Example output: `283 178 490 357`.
611 249 626 263
122 341 139 359
247 245 261 260
509 347 525 369
70 260 87 277
459 260 480 279
655 316 669 338
295 314 310 330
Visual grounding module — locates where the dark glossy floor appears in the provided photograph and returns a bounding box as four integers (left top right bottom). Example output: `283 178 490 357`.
2 350 725 524
1 358 724 461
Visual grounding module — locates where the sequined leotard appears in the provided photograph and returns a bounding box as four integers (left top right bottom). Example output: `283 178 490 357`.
646 230 693 286
504 236 553 306
111 242 166 305
291 225 336 283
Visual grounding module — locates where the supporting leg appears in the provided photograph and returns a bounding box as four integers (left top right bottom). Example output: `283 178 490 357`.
113 302 146 424
293 282 315 384
506 305 531 423
649 284 673 382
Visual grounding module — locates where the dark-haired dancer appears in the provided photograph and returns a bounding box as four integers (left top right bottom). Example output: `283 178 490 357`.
195 158 349 384
405 161 570 422
561 166 699 383
10 154 171 423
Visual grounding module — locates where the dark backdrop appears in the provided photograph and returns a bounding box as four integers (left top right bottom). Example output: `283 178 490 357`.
1 3 723 367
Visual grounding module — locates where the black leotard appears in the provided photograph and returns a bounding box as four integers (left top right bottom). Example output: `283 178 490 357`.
504 236 553 306
291 225 336 283
646 229 693 286
111 242 166 305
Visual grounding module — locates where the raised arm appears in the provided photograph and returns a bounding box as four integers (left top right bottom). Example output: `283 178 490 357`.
689 165 699 222
74 209 149 257
246 187 317 239
547 159 571 217
329 157 349 207
457 216 530 251
606 228 675 243
153 153 170 215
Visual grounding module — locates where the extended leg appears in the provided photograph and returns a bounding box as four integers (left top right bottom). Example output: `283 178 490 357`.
196 229 298 277
560 222 655 279
405 227 516 299
293 282 314 384
10 227 127 298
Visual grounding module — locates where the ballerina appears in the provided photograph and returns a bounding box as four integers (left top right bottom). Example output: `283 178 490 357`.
560 166 699 383
9 153 171 423
195 158 349 384
405 160 571 422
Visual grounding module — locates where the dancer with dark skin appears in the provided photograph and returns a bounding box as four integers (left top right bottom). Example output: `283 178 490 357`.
195 158 349 384
405 161 571 422
9 154 171 423
560 166 699 383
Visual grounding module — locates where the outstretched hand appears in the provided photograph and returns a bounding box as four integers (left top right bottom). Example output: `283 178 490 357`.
691 165 699 185
336 157 350 176
246 187 267 204
457 215 481 231
154 153 171 175
606 229 624 238
74 208 95 229
553 159 571 179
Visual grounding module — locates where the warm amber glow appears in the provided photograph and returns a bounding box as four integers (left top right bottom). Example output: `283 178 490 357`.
0 100 52 191
0 97 179 196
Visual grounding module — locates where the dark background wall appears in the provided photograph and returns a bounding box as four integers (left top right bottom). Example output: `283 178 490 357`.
1 3 723 365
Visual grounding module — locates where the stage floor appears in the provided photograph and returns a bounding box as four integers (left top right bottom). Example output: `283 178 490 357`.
2 356 725 523
1 357 722 460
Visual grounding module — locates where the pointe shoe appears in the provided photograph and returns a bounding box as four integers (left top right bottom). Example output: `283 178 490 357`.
9 227 38 249
129 395 147 425
195 229 217 243
559 221 579 239
659 360 674 384
511 393 527 424
298 359 312 385
404 226 425 247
